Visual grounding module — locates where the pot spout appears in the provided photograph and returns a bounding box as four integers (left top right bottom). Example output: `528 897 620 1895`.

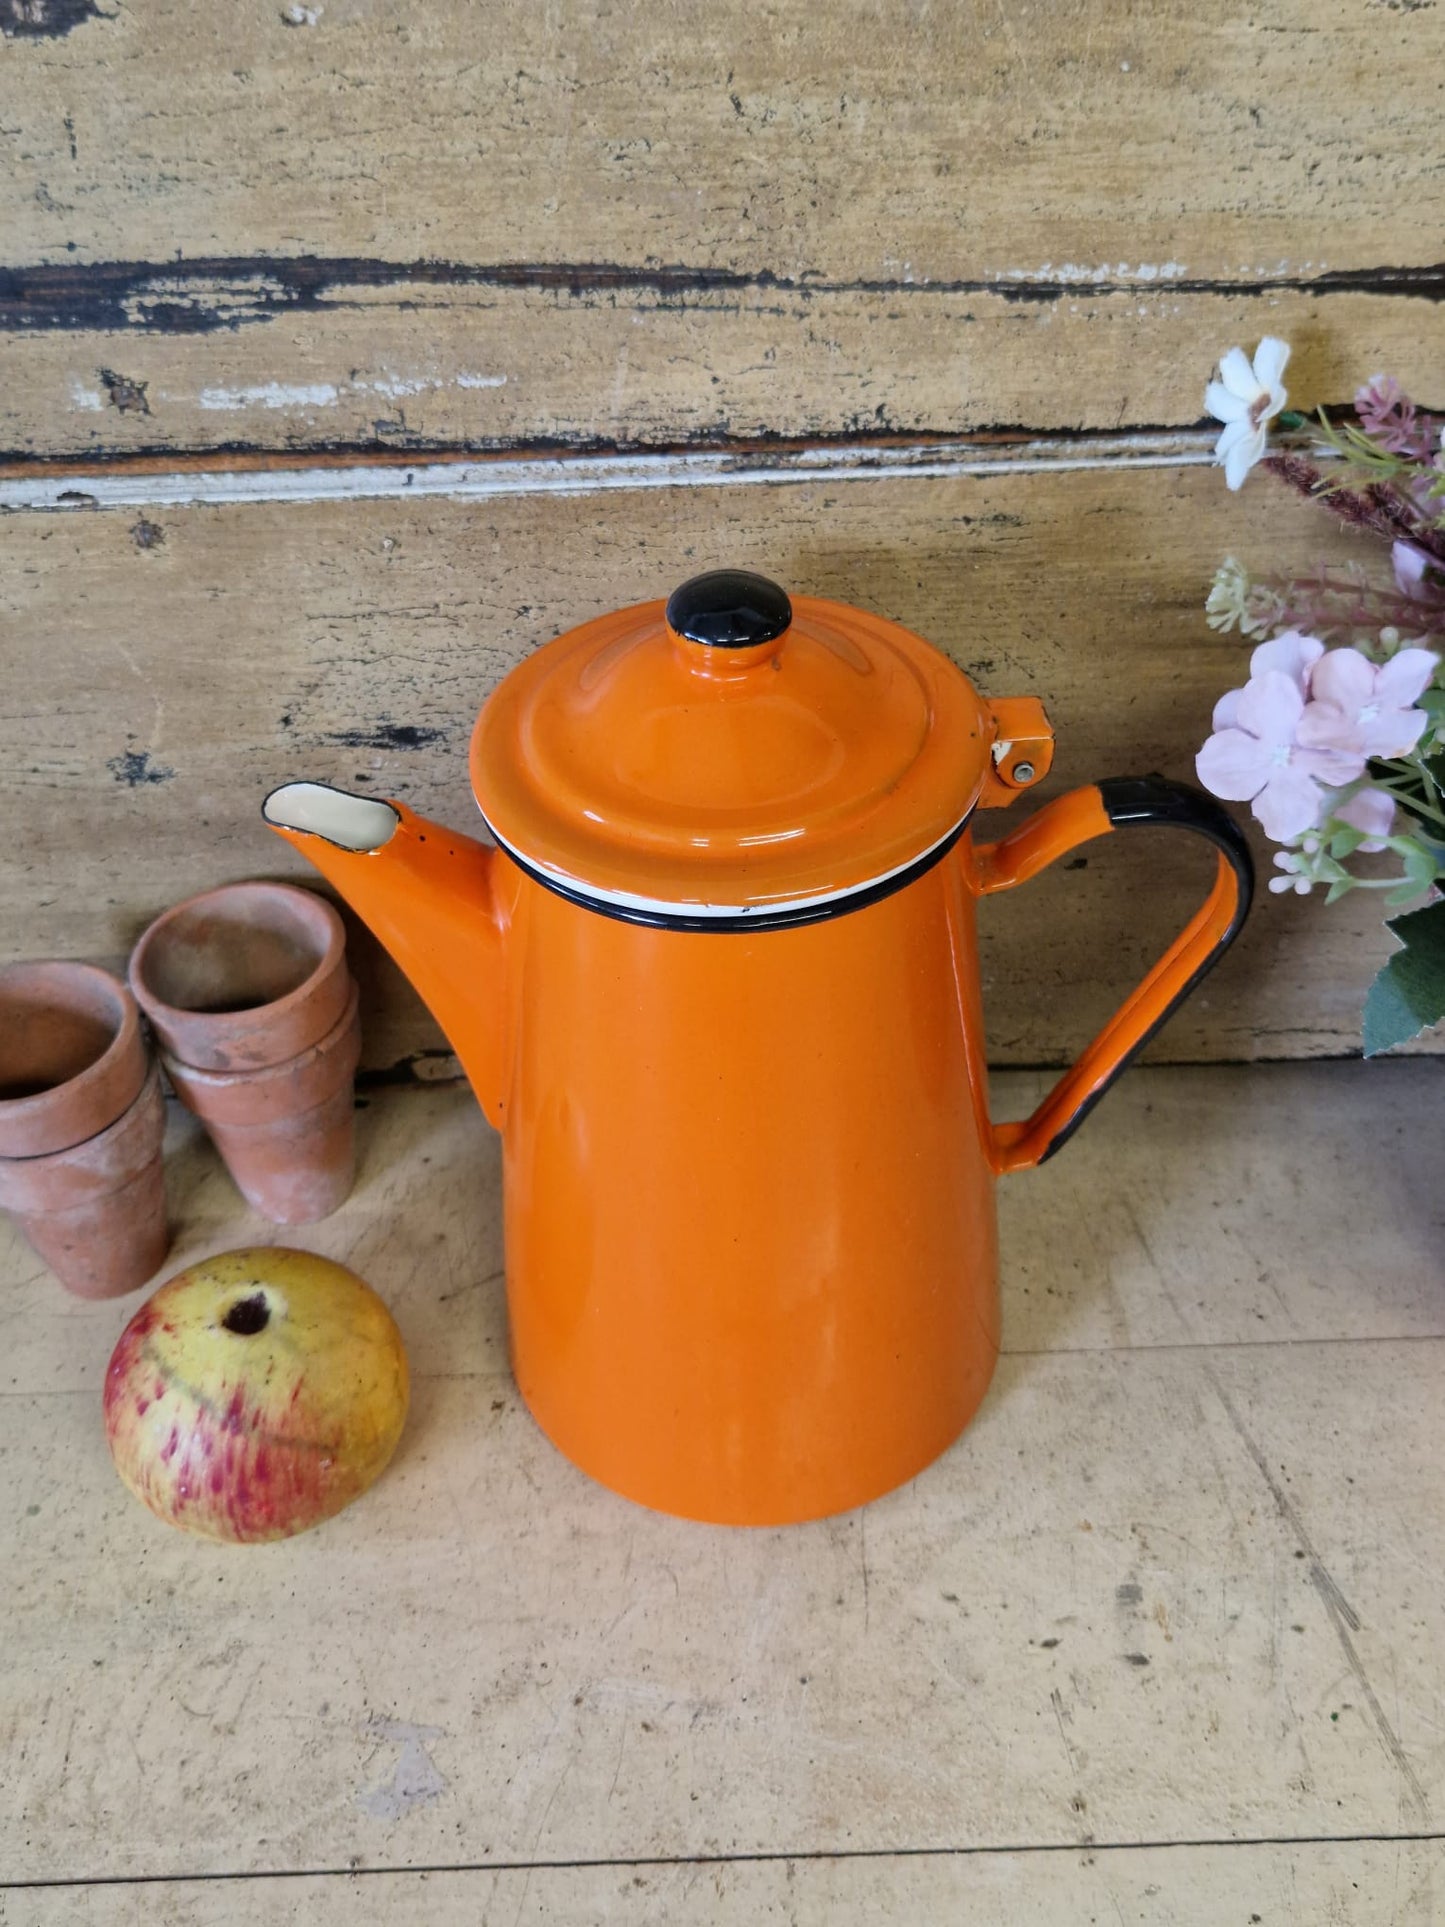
262 782 508 1126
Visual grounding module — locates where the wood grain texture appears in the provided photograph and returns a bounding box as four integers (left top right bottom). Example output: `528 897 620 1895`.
3 1842 1441 1925
0 458 1427 1069
3 0 1441 278
1 1065 1441 1885
2 0 1442 455
4 279 1443 458
0 433 1221 511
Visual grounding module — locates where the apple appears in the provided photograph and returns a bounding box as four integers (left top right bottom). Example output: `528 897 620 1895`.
104 1246 409 1543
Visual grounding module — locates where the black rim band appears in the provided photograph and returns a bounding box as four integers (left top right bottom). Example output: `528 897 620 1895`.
489 813 974 933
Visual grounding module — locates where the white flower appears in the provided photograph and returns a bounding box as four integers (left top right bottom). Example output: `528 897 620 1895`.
1205 557 1251 632
1205 338 1290 491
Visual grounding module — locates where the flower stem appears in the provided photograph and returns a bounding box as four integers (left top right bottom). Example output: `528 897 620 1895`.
1369 778 1445 831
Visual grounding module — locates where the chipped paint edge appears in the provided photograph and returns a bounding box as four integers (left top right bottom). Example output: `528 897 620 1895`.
0 433 1218 513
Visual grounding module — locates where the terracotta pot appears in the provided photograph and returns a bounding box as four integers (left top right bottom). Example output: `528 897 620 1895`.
128 881 351 1072
129 885 362 1224
0 963 169 1297
161 980 362 1224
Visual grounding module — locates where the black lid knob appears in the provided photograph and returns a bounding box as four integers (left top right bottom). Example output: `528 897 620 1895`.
665 570 792 649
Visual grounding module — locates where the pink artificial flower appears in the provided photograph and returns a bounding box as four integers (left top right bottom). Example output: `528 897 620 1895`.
1210 629 1324 730
1196 668 1366 842
1392 539 1445 604
1356 372 1401 417
1251 628 1325 693
1334 786 1396 852
1355 375 1434 459
1295 646 1439 759
1205 339 1290 491
1393 540 1432 598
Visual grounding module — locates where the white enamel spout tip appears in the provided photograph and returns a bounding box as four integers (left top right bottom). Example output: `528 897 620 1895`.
263 782 400 853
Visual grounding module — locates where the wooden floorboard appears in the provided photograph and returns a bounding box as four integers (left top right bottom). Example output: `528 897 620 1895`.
2 1839 1443 1924
1 1063 1441 1908
6 2 1440 283
5 1343 1442 1877
5 283 1442 460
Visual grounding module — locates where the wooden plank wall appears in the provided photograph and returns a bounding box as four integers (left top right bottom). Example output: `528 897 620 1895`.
2 0 1442 1073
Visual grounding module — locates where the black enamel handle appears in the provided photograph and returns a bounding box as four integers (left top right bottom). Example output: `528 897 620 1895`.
974 774 1255 1170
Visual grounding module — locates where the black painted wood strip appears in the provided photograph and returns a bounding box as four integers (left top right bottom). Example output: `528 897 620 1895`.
4 255 1445 335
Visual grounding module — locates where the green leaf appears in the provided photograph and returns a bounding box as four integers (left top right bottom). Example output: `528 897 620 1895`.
1362 899 1445 1055
1385 845 1438 905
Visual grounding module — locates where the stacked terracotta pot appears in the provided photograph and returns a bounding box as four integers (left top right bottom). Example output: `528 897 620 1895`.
129 884 362 1227
0 883 364 1298
0 962 168 1298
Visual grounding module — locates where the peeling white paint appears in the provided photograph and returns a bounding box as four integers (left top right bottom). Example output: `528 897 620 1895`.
123 276 291 330
1236 259 1327 277
992 263 1188 285
198 382 340 411
70 382 104 412
0 433 1222 515
994 258 1331 285
366 374 436 399
282 3 322 21
194 373 507 409
368 370 507 397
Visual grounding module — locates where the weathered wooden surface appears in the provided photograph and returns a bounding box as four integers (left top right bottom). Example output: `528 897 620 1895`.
4 281 1443 459
0 1063 1441 1899
0 459 1424 1068
2 0 1443 455
2 1842 1441 1925
1 0 1440 1071
3 1 1440 276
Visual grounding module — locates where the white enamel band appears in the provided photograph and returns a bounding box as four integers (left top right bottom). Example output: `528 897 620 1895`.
481 811 973 923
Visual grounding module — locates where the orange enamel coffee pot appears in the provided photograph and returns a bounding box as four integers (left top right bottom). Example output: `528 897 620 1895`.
264 572 1252 1525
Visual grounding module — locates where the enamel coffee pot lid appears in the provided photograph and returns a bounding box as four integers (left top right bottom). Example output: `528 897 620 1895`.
470 570 993 926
